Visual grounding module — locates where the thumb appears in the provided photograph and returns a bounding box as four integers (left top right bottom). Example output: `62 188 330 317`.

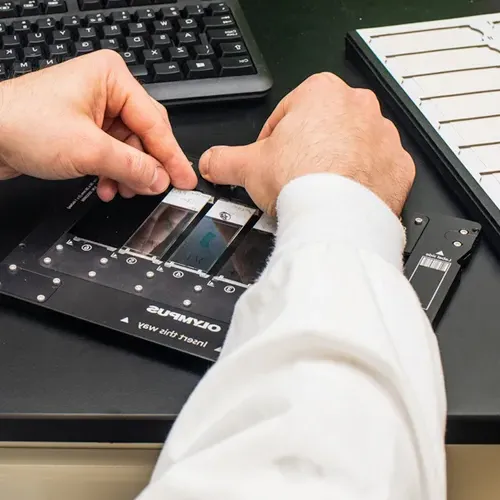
199 142 264 187
80 130 170 194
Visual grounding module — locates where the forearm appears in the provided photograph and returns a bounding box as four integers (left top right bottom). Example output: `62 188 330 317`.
138 174 446 500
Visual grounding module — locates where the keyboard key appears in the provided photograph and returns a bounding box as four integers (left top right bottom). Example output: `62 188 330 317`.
153 20 173 35
103 25 122 39
12 20 31 36
168 45 188 62
218 41 247 57
128 22 148 37
219 56 254 76
13 61 32 76
109 11 130 25
159 5 179 19
129 63 148 82
37 17 56 35
61 15 81 31
27 32 46 46
0 48 17 66
100 37 120 51
48 43 68 59
119 49 136 65
135 8 155 23
3 35 21 49
126 35 146 54
0 1 17 18
0 62 6 79
78 0 100 10
183 4 204 20
208 28 241 45
128 0 150 6
86 13 106 29
39 57 58 69
153 61 181 81
78 27 98 42
103 0 126 7
151 33 171 50
178 18 198 32
208 2 229 15
52 29 72 43
19 0 40 15
177 31 197 46
186 58 215 79
193 43 215 60
45 0 66 14
202 15 234 30
23 45 43 64
74 40 94 56
143 47 162 67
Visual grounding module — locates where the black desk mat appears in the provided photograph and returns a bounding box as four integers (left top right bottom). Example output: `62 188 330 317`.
2 0 500 444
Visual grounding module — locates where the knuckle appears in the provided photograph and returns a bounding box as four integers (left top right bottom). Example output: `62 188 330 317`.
383 118 401 140
155 100 168 116
403 151 416 178
90 49 125 74
354 88 380 109
156 102 170 124
398 151 416 188
307 72 341 89
98 48 123 66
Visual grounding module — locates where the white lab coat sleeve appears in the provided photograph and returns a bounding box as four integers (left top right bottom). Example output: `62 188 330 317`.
137 173 447 500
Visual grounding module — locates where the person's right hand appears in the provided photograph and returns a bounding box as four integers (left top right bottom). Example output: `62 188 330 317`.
199 73 415 216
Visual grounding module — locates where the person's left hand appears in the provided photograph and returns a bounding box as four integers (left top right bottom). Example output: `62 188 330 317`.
0 50 197 201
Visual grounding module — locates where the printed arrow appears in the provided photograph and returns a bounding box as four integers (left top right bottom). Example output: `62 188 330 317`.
120 317 129 324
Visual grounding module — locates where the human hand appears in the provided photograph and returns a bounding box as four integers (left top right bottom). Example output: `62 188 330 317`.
0 50 197 201
199 73 415 215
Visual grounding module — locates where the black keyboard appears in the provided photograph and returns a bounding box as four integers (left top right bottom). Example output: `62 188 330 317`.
0 0 272 104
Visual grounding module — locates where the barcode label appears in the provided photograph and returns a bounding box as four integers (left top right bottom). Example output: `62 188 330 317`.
420 256 451 272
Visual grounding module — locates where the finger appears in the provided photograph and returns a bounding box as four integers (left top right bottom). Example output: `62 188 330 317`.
257 95 288 141
106 121 145 197
118 184 136 199
125 132 144 151
116 130 144 198
103 53 197 189
79 128 171 194
97 177 118 202
150 97 172 126
106 118 133 142
199 141 264 187
123 95 196 189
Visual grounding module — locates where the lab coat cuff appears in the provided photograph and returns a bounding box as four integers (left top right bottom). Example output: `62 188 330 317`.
275 173 406 269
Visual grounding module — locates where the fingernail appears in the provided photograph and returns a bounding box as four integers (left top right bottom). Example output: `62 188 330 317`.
199 149 212 180
150 167 170 193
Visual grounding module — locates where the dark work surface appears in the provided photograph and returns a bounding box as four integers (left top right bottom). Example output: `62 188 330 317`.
2 0 500 444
